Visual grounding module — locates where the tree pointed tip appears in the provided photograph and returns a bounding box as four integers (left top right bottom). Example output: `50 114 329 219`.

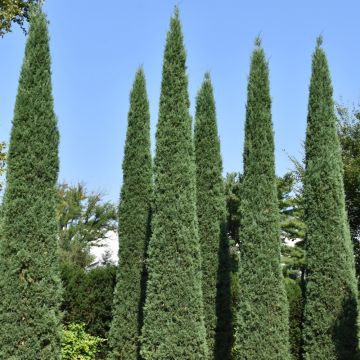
136 65 144 75
316 35 323 48
204 72 211 81
173 5 180 19
169 5 182 31
255 35 262 47
134 67 146 85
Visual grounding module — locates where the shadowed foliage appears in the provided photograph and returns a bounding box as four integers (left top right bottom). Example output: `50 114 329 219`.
194 74 232 359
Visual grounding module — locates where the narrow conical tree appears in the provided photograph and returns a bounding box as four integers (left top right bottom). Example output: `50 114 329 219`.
235 39 290 360
140 9 208 359
108 68 152 360
0 8 62 359
302 37 359 360
194 73 231 359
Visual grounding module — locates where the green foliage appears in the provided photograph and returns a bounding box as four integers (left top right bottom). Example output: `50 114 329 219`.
0 0 42 36
215 232 234 360
302 41 359 359
108 68 152 360
194 74 232 359
0 141 6 193
278 172 305 242
224 171 305 357
224 172 242 243
288 104 360 284
229 241 240 314
284 278 304 360
282 243 305 280
277 173 305 279
223 173 243 359
61 323 105 360
57 182 117 269
0 9 61 358
61 264 116 341
336 104 360 280
224 170 305 243
234 43 290 359
140 8 208 359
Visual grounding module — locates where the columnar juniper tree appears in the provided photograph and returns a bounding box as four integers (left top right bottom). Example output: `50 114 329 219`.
235 39 290 360
302 37 359 360
0 8 62 359
108 68 152 360
140 9 208 359
194 74 231 359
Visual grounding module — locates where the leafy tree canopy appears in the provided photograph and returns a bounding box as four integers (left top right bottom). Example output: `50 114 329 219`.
0 0 42 36
57 182 117 268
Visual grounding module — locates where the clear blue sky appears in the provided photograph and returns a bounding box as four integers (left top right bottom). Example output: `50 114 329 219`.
0 0 359 202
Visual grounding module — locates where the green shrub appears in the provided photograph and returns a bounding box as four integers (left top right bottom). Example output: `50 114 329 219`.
61 264 116 336
61 323 105 360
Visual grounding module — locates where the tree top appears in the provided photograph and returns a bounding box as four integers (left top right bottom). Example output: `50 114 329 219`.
255 35 262 47
316 35 323 48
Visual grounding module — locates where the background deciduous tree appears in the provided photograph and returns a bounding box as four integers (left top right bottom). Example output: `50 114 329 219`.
57 182 117 268
0 0 42 36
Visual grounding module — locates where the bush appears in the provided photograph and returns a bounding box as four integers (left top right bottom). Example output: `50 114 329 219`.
61 264 117 340
61 263 117 358
61 323 105 360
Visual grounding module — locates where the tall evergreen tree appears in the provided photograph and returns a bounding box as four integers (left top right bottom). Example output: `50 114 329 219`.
140 9 208 359
302 37 359 360
194 73 232 359
108 68 152 360
234 39 290 360
0 8 62 359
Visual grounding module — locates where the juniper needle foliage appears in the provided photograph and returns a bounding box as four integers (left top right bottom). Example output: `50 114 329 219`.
108 68 152 360
302 38 359 360
235 41 290 360
0 9 62 359
194 74 231 358
140 9 208 360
